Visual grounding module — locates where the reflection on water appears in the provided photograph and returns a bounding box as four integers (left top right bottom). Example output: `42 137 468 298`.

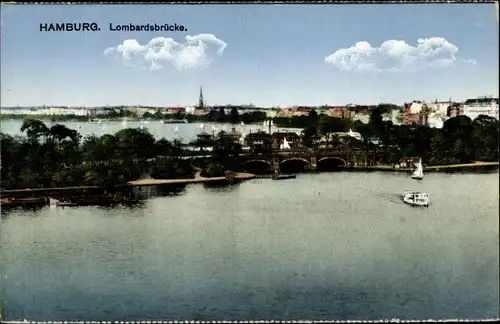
1 172 499 320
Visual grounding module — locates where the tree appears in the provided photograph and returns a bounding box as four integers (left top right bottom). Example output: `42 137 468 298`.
309 109 318 127
82 134 118 165
48 124 80 144
114 128 156 161
369 107 384 133
230 107 240 124
20 119 49 141
155 138 173 156
207 109 217 122
216 108 226 123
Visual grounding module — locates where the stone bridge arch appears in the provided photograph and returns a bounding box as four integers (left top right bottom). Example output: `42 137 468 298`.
244 159 273 174
279 157 310 173
317 156 347 171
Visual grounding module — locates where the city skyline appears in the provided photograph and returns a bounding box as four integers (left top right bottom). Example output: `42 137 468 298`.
1 4 498 107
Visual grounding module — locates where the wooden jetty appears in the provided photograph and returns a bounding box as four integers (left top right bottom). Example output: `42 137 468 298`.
126 171 256 187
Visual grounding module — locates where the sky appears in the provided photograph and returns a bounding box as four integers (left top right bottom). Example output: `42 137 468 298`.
1 4 498 107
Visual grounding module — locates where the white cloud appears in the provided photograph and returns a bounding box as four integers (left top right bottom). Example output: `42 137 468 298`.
324 37 476 73
104 34 228 71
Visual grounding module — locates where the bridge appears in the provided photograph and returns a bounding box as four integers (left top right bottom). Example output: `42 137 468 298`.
238 148 378 173
136 147 382 174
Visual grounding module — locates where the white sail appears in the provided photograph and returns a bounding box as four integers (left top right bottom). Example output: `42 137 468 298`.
199 123 205 130
174 126 179 133
283 138 290 149
411 158 424 179
280 137 291 150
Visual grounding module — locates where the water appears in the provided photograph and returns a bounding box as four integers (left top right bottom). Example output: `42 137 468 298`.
0 120 302 142
1 172 499 320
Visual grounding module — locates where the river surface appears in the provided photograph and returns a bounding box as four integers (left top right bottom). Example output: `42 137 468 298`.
1 172 499 321
0 119 301 142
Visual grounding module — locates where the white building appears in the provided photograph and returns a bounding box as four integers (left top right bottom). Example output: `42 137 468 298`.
406 101 425 114
463 97 499 120
0 107 38 115
427 115 445 129
185 106 196 114
352 113 370 124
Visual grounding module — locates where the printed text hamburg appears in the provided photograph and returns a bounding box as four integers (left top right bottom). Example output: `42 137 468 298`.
39 22 186 32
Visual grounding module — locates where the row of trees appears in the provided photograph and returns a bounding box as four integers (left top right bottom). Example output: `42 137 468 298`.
142 108 269 125
1 118 247 190
0 120 195 190
299 105 499 165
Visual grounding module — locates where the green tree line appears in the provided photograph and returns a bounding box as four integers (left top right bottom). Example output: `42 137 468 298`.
300 105 499 165
0 119 194 190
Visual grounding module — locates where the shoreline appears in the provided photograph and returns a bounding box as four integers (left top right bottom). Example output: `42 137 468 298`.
1 162 497 198
0 172 257 198
354 161 499 173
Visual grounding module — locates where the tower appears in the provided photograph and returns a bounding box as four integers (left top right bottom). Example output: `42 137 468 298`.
198 86 204 111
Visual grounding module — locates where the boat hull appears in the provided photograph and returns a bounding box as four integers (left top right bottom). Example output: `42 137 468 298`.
272 174 296 180
51 195 139 207
403 192 429 207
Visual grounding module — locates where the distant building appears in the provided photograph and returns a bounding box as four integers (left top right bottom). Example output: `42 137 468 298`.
265 109 278 118
327 106 351 119
185 106 196 114
163 107 186 114
399 157 421 168
245 131 273 153
0 106 106 116
346 104 376 123
403 102 431 126
463 97 499 120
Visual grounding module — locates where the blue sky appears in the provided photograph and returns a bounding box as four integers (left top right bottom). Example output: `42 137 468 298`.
1 4 498 107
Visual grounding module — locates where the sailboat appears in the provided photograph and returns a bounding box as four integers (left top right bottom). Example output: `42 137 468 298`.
273 137 296 180
174 126 179 134
411 158 424 180
280 137 291 150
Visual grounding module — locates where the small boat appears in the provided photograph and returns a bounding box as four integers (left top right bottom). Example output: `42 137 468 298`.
403 191 429 207
50 195 138 207
272 171 296 180
1 197 48 208
411 158 424 180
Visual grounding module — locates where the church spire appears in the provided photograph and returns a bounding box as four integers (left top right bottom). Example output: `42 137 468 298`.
199 85 204 110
